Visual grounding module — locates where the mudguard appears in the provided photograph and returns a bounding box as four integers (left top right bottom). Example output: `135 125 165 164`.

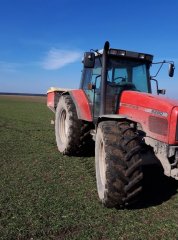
69 89 92 122
47 88 92 122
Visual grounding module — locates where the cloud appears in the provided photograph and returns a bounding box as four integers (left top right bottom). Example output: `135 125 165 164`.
41 48 82 70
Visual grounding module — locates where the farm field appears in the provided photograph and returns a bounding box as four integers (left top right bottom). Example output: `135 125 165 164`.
0 95 178 240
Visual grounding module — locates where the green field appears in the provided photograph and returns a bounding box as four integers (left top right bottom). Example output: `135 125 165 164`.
0 95 178 240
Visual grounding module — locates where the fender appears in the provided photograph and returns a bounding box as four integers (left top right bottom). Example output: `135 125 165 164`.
47 88 92 122
69 89 92 122
47 88 92 121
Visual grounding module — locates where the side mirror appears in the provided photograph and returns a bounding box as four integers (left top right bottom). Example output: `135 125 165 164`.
169 63 175 77
83 52 95 68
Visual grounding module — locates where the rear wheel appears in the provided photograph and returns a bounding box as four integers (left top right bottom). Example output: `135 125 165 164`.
95 121 143 208
55 95 94 155
55 95 82 155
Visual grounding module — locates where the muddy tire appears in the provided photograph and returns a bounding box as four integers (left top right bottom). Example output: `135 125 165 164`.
95 121 143 208
55 95 83 155
55 95 94 155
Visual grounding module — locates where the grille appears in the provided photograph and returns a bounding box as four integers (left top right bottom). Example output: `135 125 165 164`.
148 116 168 136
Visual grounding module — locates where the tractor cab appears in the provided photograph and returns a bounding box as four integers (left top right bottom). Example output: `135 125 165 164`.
80 42 153 119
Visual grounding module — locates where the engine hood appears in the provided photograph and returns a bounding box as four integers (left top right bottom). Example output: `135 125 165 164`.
120 91 178 113
119 91 178 144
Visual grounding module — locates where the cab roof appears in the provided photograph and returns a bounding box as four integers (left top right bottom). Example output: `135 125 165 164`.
95 48 153 62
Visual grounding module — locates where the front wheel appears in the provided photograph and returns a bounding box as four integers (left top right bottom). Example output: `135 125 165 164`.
95 121 143 208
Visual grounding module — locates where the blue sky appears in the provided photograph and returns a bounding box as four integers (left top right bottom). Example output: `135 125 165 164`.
0 0 178 98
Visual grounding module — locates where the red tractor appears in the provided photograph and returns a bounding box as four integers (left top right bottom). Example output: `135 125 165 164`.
47 41 177 208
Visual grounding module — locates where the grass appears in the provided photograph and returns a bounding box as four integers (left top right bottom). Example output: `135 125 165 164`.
0 95 178 240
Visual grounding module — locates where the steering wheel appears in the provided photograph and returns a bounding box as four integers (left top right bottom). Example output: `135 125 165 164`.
113 76 126 83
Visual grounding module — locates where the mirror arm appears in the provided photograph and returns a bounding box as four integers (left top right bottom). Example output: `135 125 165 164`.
151 61 165 78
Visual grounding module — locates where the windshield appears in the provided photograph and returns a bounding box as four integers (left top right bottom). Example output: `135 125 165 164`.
107 57 150 93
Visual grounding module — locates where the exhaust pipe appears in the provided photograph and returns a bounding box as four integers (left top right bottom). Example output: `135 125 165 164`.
100 41 110 115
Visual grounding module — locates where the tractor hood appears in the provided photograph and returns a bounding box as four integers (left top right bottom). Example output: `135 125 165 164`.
119 91 178 144
120 91 178 113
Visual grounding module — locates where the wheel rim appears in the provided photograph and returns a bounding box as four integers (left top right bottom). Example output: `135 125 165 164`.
98 139 106 187
59 109 68 144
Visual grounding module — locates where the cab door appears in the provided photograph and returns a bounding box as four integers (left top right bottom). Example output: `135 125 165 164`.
81 58 102 120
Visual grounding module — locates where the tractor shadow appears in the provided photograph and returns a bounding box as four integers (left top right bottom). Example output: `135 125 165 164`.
131 165 178 209
77 150 95 158
76 144 95 158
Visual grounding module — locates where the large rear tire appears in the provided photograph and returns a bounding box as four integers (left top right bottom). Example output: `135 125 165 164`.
55 95 82 155
95 121 143 208
55 95 94 155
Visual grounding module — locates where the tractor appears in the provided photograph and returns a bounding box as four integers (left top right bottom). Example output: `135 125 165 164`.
47 41 177 208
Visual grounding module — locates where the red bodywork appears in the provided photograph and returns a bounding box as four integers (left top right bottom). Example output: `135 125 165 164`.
47 89 92 121
119 91 178 145
47 89 178 145
69 90 92 121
